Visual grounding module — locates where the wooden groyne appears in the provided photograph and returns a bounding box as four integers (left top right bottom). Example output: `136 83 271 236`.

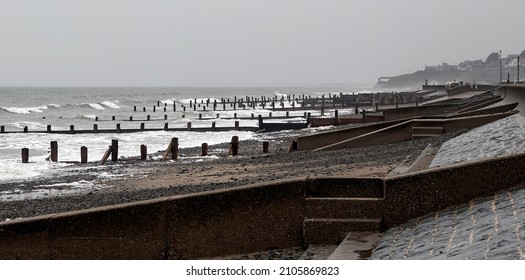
20 135 268 164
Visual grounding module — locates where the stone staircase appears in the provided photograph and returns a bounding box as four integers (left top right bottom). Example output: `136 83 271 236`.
303 178 384 245
411 126 445 140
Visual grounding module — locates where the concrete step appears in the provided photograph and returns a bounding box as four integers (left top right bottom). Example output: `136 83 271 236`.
411 126 444 140
306 178 384 198
304 218 383 245
305 198 383 219
412 134 441 140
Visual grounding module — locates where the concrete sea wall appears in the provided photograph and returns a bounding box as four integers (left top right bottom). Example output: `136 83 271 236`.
2 152 525 259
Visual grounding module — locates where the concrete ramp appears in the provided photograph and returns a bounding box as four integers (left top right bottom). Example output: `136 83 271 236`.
492 85 525 116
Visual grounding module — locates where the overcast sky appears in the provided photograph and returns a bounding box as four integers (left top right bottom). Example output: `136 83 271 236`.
1 0 524 87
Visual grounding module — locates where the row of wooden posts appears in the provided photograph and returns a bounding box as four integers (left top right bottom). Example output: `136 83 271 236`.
141 94 344 113
20 137 270 164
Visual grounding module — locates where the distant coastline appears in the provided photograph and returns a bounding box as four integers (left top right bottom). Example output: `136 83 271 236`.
376 50 525 90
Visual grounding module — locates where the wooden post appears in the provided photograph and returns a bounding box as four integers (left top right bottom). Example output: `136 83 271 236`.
164 114 168 120
234 113 237 119
201 143 208 156
140 123 145 130
187 122 192 131
170 137 178 160
147 115 150 121
153 106 156 112
230 136 239 156
258 115 263 129
50 141 58 162
116 123 121 133
21 148 29 163
235 121 239 130
112 116 115 121
111 140 118 162
93 124 98 132
24 126 28 133
134 106 137 112
263 141 269 153
69 125 74 133
143 107 146 112
211 121 216 128
81 146 88 163
199 114 202 120
129 116 133 121
1 126 4 133
335 110 339 119
164 123 168 130
47 125 52 132
140 145 147 160
99 145 112 165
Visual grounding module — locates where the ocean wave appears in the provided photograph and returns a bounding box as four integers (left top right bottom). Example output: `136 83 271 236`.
83 103 105 110
10 121 48 130
100 101 121 109
0 105 49 114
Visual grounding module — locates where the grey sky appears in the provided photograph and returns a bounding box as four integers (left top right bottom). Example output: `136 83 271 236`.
1 0 524 87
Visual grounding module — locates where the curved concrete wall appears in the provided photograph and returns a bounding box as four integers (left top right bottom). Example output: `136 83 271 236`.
496 85 525 116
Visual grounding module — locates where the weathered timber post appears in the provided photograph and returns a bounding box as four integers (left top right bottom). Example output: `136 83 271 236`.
140 145 147 160
93 124 98 132
81 146 88 163
147 115 150 121
211 121 216 128
112 116 115 121
69 125 74 133
111 140 118 162
235 121 239 130
129 116 133 121
1 126 4 133
187 122 192 131
230 136 239 156
170 137 178 160
95 116 99 121
321 106 325 116
164 114 168 120
116 123 121 133
258 115 263 129
163 107 166 112
153 106 156 112
164 123 168 131
143 107 146 112
24 126 28 133
263 141 269 153
134 106 137 112
335 109 339 120
50 141 58 162
199 114 202 120
47 125 52 132
201 143 208 156
21 148 29 163
286 111 289 117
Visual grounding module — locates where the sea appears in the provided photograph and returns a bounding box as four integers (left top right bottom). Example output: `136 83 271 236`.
0 86 373 201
